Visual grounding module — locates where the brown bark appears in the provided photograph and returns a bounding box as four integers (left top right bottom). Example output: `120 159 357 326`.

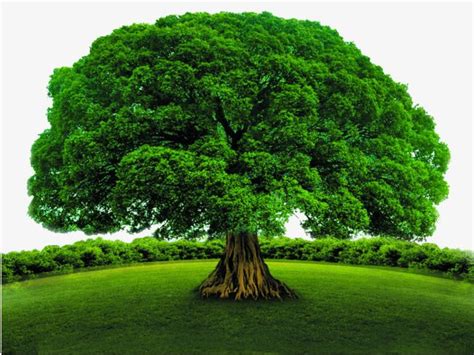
199 232 297 300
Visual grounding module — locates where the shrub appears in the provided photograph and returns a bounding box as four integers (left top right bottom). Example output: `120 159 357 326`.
52 248 84 268
316 239 348 262
379 244 402 266
80 247 105 267
132 238 162 261
1 236 472 283
398 245 427 268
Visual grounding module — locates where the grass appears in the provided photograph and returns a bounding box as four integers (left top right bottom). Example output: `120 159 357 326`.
3 260 474 354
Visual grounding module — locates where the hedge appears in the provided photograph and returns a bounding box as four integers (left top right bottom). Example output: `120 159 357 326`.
2 237 473 283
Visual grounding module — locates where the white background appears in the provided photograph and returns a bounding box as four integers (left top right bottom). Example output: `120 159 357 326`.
1 2 472 252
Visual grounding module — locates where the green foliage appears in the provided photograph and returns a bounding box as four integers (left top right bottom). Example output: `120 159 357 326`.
29 12 449 240
2 237 472 283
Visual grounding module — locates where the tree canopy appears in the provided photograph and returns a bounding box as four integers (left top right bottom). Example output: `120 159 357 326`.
29 12 449 241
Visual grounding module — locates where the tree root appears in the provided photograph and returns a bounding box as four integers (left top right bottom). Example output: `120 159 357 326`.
199 232 297 300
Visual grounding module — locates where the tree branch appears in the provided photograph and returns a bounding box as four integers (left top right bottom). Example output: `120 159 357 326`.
215 97 237 139
215 97 245 150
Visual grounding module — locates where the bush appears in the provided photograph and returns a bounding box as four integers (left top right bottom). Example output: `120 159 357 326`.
379 244 402 266
318 239 348 262
2 236 472 283
398 245 427 268
80 247 105 267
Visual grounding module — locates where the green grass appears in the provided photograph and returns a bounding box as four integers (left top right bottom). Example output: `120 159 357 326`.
3 260 474 354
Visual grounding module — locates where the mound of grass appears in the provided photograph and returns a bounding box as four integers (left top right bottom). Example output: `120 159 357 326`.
3 260 474 354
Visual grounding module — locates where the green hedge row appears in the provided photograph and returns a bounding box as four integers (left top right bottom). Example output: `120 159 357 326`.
2 237 473 283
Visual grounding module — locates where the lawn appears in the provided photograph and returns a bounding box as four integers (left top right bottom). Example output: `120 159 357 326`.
3 260 474 354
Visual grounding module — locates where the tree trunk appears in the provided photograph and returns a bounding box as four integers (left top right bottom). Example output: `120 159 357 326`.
199 232 297 300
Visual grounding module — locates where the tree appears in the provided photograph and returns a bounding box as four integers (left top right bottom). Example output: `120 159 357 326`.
29 12 449 300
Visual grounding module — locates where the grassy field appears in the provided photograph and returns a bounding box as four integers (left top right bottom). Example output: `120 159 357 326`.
3 260 474 354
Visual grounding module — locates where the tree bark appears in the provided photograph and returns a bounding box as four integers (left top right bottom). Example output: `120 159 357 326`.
199 232 297 300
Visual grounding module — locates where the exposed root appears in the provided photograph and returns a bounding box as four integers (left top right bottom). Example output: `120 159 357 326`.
199 232 297 300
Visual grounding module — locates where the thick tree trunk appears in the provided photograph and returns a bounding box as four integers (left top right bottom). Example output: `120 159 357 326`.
199 232 297 300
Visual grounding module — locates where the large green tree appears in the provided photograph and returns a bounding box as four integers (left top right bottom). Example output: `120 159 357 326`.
29 12 449 300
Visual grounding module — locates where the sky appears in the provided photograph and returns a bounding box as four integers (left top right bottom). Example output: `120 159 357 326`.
1 2 472 252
